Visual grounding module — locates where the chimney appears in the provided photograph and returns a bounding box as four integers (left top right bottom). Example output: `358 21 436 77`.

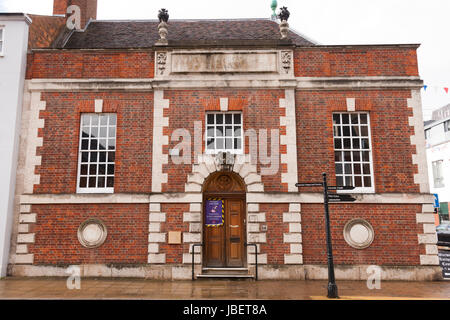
53 0 97 29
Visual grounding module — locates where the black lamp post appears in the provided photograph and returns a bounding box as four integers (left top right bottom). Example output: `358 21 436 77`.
322 173 338 298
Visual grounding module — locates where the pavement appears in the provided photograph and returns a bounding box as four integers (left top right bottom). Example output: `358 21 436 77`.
0 277 449 300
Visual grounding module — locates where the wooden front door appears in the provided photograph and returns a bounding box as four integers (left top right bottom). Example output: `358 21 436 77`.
203 171 246 268
204 198 245 267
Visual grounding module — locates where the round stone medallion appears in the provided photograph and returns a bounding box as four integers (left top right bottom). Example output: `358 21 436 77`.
77 219 107 248
343 219 374 249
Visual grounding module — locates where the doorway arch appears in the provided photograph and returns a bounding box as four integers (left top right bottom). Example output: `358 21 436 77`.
202 171 246 268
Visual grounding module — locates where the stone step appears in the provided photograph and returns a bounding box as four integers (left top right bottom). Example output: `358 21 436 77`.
196 274 254 280
202 267 249 275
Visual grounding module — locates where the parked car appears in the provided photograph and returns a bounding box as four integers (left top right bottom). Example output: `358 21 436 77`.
437 222 450 246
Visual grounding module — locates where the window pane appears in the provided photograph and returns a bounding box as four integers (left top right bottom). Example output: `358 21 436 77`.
225 138 232 149
80 165 88 175
108 127 116 138
89 177 96 188
91 115 99 125
362 151 370 162
353 163 361 174
98 164 106 175
109 115 116 125
100 115 108 125
82 126 90 137
90 152 98 162
351 114 359 124
216 126 224 137
353 151 361 161
225 126 233 137
334 139 342 149
234 126 242 137
362 138 370 149
216 114 223 124
107 177 114 188
216 138 224 149
207 114 214 124
99 139 107 150
207 139 215 150
343 126 350 136
343 138 351 149
333 126 341 137
333 114 340 125
345 176 352 186
344 151 351 161
361 126 369 136
225 114 232 124
360 114 368 124
97 176 105 188
344 163 352 174
234 138 241 150
108 152 115 162
108 139 115 150
335 164 342 174
90 139 98 150
81 139 89 150
207 126 214 137
363 163 371 174
79 177 87 188
342 114 349 124
107 164 115 175
100 127 107 137
335 151 342 162
81 152 89 163
99 152 106 162
234 114 241 124
336 176 343 186
82 115 90 126
351 126 359 136
352 138 360 149
89 164 97 175
354 176 362 187
364 176 372 187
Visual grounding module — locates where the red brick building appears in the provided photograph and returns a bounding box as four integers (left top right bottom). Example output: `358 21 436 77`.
8 0 442 280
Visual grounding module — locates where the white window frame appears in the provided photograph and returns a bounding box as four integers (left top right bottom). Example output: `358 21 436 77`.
0 26 4 56
76 113 117 194
332 112 375 193
432 160 445 188
205 112 243 155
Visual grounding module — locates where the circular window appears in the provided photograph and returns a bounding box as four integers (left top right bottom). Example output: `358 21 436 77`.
77 219 107 248
343 219 374 249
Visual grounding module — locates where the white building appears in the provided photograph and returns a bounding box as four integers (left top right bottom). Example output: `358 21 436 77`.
425 103 450 222
0 13 31 277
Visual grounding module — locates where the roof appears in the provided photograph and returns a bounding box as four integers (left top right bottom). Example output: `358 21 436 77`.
27 14 66 49
61 19 316 49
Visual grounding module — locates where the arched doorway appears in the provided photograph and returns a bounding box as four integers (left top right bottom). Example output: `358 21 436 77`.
202 171 246 268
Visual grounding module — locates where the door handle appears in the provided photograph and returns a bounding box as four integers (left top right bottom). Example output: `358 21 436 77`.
230 225 239 228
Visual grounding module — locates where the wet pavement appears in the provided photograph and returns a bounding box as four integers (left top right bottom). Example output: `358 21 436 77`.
0 277 449 300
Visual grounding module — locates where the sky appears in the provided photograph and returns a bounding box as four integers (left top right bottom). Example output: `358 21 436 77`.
1 0 449 120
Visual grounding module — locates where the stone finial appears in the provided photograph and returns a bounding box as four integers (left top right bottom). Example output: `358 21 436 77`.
156 8 169 45
278 6 290 39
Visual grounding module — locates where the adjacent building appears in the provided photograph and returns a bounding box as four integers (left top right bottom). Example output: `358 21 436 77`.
5 0 442 280
425 103 450 222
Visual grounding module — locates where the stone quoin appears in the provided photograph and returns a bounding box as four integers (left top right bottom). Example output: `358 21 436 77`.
5 0 442 281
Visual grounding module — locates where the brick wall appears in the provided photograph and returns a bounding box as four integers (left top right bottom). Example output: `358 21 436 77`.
296 90 419 193
294 47 419 77
30 204 148 264
260 203 290 264
35 92 153 194
158 203 190 264
26 51 154 79
162 89 286 193
301 204 422 265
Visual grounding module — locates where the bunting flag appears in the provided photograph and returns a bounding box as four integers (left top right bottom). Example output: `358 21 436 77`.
422 84 450 94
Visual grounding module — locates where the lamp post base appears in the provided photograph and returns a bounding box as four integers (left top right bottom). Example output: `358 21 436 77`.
327 283 339 299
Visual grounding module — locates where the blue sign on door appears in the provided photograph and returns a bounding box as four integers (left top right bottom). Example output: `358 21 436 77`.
205 199 224 227
433 194 440 208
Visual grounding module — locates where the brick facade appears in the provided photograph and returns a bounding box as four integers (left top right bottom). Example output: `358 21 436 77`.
9 14 440 280
30 204 148 264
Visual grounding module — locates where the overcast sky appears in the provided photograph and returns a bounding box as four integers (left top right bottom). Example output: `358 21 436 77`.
1 0 449 120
